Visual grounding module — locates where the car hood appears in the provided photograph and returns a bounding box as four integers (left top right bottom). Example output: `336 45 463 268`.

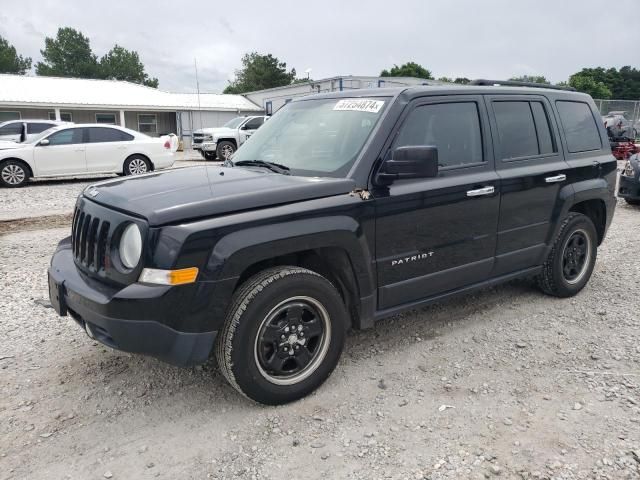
0 140 23 150
84 166 356 226
195 127 236 138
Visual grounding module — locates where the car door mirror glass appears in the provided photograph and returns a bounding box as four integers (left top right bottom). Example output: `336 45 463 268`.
375 146 439 185
39 139 50 146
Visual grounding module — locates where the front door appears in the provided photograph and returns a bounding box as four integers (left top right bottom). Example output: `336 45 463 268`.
374 96 500 310
33 128 86 176
485 95 571 276
239 117 264 146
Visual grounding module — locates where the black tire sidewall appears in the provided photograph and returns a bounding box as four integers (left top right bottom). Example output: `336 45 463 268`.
550 215 598 296
0 160 28 188
216 141 235 160
124 156 150 176
227 272 347 405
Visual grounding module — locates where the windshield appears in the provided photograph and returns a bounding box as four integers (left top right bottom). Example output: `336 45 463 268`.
223 117 247 129
231 98 388 177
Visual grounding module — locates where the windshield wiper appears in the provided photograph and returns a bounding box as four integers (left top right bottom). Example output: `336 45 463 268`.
232 160 291 175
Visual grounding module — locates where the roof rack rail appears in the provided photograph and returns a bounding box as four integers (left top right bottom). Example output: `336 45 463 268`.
469 79 576 92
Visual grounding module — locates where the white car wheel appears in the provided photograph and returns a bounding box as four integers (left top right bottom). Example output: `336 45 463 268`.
0 161 29 188
124 156 150 176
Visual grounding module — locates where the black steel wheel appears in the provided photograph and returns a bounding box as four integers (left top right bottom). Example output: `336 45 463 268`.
254 296 331 385
537 213 597 297
216 267 348 405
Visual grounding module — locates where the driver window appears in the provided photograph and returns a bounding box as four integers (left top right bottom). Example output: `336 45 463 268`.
395 102 484 168
46 129 83 146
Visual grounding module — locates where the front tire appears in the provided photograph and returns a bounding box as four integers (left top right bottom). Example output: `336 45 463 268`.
216 141 236 161
624 198 640 206
537 213 598 297
124 155 150 176
215 267 348 405
0 160 29 188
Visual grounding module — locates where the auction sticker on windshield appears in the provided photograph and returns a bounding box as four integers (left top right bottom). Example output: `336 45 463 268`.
334 99 385 113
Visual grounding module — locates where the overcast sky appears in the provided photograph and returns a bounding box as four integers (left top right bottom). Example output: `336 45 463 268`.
1 0 636 93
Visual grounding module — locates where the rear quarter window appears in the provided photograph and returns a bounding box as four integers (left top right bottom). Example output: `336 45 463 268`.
555 101 602 153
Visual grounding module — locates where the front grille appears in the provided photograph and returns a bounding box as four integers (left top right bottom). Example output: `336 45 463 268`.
71 206 111 272
192 133 212 145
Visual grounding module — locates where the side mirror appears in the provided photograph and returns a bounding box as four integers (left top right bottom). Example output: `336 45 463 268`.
39 139 50 146
375 146 438 185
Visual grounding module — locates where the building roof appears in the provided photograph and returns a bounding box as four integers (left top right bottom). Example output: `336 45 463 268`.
0 74 262 112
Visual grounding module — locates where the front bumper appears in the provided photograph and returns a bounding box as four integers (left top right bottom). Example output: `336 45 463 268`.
199 142 217 152
48 238 217 366
619 175 640 200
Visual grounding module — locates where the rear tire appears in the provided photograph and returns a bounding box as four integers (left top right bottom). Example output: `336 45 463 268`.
537 213 597 298
203 152 217 161
124 155 150 176
215 267 347 405
216 141 236 161
0 160 29 188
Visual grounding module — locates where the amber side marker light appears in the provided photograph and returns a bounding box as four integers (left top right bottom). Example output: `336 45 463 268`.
139 267 199 286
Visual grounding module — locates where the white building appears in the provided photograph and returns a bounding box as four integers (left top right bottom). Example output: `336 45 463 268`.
0 74 263 148
245 75 443 114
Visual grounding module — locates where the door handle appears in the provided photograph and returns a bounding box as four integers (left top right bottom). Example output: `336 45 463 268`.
466 186 495 197
545 174 566 183
74 149 85 152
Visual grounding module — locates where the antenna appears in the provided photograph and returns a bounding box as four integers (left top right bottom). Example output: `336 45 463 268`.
194 58 203 128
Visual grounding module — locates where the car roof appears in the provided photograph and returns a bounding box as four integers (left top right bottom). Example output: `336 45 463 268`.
294 84 591 102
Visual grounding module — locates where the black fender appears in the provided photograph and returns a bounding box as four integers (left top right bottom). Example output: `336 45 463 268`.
544 178 612 255
198 215 375 328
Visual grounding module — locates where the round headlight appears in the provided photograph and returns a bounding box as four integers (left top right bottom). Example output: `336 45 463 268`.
119 223 142 269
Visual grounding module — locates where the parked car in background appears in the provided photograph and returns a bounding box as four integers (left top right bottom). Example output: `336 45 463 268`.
0 119 70 143
0 124 177 187
619 154 640 205
192 115 268 160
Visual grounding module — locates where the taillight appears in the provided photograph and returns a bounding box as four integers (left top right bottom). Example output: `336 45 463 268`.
163 140 171 149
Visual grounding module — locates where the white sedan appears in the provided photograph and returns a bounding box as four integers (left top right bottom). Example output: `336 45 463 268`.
0 124 177 187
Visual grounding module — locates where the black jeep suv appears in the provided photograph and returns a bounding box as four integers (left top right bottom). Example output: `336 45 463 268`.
49 81 617 404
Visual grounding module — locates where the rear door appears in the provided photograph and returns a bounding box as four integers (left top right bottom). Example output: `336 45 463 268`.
84 127 135 172
486 94 570 276
33 128 86 176
26 122 57 141
374 95 500 310
0 122 23 142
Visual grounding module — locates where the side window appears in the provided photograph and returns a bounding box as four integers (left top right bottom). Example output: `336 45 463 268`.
88 127 133 143
395 102 484 168
0 122 23 135
27 123 56 134
555 101 602 153
530 102 556 155
47 129 83 146
493 101 539 159
244 117 264 130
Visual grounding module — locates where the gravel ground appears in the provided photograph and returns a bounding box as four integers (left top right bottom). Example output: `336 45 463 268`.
1 200 639 480
0 156 211 221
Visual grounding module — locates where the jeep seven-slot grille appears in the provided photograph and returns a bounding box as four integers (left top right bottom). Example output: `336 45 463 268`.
71 207 110 272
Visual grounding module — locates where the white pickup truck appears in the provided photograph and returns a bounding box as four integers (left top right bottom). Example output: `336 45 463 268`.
192 115 268 160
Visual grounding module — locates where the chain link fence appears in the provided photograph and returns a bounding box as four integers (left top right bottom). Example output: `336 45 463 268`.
595 99 640 139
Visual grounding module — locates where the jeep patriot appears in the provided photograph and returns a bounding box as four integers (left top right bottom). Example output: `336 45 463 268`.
49 81 617 404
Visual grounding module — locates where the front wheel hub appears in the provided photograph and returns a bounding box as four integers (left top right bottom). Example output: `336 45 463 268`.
254 296 331 386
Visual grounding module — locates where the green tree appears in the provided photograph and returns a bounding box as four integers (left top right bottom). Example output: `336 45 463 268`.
453 77 470 84
568 66 640 99
568 73 612 99
35 27 99 78
0 35 32 74
100 45 158 87
380 62 432 79
437 76 453 83
223 52 296 94
509 75 550 84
